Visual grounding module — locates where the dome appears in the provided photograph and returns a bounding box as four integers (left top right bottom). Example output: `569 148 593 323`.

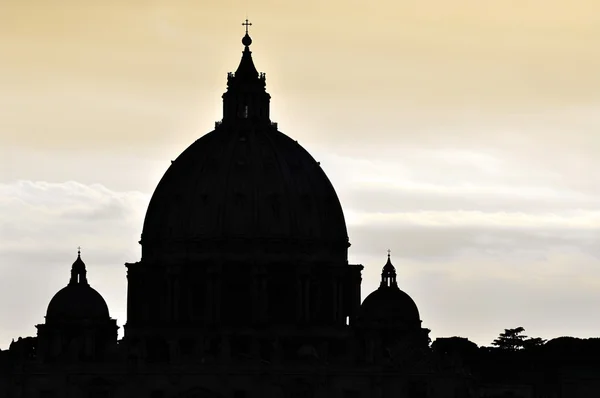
140 32 349 263
46 285 110 322
45 252 110 323
358 254 421 329
360 286 421 328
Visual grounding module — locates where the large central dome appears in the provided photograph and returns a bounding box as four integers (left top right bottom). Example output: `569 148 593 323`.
141 31 349 264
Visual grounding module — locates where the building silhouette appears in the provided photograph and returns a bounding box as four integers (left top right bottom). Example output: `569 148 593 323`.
1 23 599 398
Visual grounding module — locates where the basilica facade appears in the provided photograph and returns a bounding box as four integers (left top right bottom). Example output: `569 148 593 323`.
0 26 471 398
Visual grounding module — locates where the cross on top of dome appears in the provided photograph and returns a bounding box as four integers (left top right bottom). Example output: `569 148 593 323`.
242 18 252 34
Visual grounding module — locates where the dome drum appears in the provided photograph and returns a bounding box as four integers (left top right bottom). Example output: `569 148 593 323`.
140 237 350 264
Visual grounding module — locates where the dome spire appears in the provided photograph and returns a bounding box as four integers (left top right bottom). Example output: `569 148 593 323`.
221 19 271 122
235 18 258 79
380 250 398 288
69 246 88 286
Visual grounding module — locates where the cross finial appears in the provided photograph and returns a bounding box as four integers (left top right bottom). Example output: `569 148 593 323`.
387 249 391 258
77 246 81 256
242 18 252 34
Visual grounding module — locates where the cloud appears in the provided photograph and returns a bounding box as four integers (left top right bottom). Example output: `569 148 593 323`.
355 239 600 346
323 146 600 345
2 109 599 348
351 224 599 261
2 177 598 348
404 249 600 346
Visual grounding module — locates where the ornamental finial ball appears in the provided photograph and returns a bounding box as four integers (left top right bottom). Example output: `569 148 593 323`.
242 33 252 47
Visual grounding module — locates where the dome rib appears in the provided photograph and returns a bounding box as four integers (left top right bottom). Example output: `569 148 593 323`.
189 131 224 240
262 126 297 238
218 128 241 237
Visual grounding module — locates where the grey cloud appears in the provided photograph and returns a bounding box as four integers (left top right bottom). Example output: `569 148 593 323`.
340 185 598 214
0 181 145 348
0 181 149 245
0 148 173 193
1 179 598 348
349 223 599 261
303 106 600 199
356 250 600 345
413 266 600 345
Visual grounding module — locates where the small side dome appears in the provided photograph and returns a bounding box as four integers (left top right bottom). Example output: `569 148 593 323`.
45 250 110 323
358 252 421 329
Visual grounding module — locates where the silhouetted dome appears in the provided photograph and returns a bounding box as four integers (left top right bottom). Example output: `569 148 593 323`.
360 287 421 328
141 31 349 263
45 252 110 323
46 285 110 322
358 254 421 329
141 126 348 262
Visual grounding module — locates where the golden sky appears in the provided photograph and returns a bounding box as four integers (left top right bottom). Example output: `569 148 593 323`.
1 0 599 151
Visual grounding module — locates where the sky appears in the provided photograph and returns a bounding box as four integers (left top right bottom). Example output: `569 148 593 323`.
1 0 599 348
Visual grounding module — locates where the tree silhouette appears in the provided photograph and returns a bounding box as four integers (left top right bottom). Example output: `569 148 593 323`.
492 327 527 350
491 327 546 351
